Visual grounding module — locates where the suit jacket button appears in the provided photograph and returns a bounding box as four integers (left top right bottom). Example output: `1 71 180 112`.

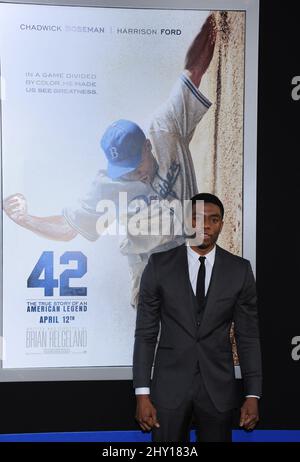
196 321 201 326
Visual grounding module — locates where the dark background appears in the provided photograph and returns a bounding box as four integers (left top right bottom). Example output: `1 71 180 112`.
0 0 299 433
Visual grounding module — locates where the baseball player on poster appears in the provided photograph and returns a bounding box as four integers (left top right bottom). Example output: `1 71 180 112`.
3 14 216 307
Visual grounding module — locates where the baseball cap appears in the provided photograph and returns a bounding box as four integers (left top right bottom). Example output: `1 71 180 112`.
100 119 146 179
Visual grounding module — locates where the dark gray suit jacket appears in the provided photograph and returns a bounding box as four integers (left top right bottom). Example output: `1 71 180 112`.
133 244 262 412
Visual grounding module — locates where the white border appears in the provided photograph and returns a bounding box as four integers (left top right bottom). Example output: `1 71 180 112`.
0 0 259 382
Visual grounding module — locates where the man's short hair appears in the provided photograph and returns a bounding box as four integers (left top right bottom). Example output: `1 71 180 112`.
191 193 224 219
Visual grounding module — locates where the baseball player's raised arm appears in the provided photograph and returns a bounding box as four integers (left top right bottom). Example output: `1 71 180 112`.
3 193 77 241
149 15 215 140
184 13 216 88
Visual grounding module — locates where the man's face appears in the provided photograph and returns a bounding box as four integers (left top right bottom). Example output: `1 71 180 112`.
192 202 223 250
121 139 157 184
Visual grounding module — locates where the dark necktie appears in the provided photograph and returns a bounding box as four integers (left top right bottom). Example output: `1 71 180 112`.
196 256 206 310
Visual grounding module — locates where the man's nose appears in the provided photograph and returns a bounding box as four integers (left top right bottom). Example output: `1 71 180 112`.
204 218 211 229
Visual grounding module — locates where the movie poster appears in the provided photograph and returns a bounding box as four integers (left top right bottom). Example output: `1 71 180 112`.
0 3 245 369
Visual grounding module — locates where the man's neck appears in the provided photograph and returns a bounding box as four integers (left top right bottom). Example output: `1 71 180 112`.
190 244 216 256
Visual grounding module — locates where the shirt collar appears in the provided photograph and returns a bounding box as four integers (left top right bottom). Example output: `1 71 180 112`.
187 244 216 267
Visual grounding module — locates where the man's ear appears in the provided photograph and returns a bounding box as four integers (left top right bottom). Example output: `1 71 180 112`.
145 138 152 152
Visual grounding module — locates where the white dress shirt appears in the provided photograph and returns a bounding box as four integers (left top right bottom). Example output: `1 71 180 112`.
186 244 215 296
135 245 259 399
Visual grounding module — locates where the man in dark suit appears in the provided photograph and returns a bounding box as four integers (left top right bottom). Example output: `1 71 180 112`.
133 193 262 442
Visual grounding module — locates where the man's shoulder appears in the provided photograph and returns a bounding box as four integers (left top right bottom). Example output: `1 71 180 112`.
217 245 251 268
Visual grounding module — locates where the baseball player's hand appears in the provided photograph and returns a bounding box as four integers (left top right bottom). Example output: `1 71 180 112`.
135 395 160 432
3 193 28 224
240 397 259 431
196 14 217 76
184 13 217 86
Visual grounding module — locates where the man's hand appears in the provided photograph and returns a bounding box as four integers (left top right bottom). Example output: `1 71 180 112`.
185 13 217 87
240 397 259 431
3 193 28 224
135 395 160 432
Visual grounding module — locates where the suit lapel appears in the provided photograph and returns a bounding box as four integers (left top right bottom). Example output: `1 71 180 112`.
176 244 198 333
198 245 225 335
174 244 227 337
